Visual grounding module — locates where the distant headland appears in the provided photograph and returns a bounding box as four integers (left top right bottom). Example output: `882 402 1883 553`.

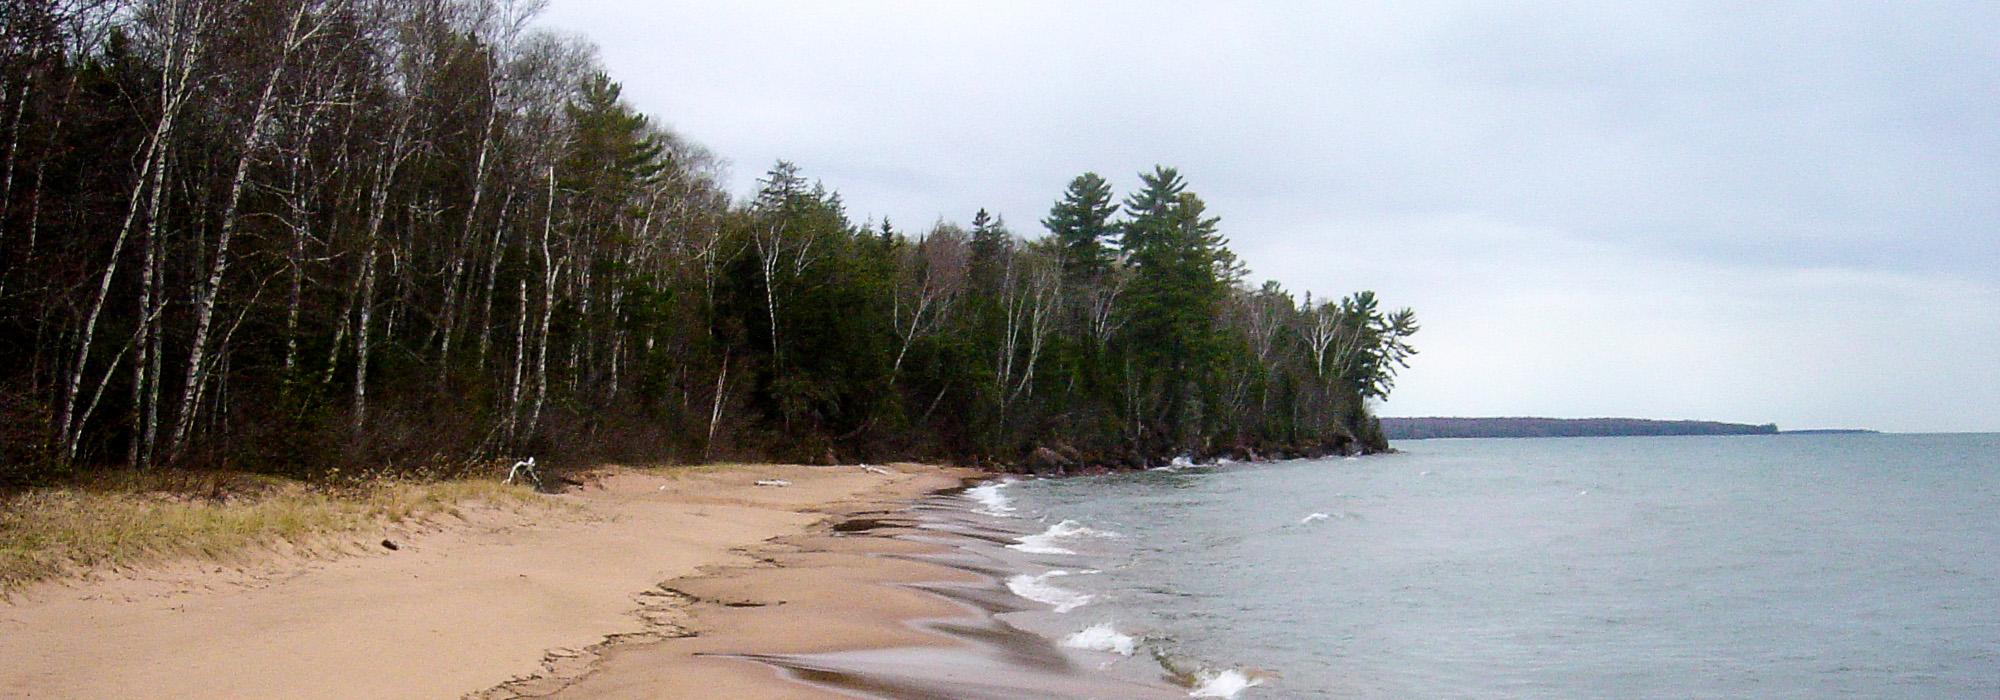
1381 417 1878 440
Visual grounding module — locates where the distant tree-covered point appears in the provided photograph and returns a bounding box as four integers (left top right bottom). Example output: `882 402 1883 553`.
1381 417 1780 439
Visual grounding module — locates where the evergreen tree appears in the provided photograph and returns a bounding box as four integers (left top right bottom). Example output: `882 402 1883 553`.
968 207 1011 295
1117 166 1186 255
1117 167 1233 450
559 72 666 199
1042 172 1120 281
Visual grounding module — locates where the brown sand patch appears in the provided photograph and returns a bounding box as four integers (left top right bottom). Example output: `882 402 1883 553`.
0 463 969 700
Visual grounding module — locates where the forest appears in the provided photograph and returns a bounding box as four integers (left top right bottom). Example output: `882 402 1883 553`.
0 0 1417 485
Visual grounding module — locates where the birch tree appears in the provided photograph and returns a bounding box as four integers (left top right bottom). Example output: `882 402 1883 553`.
889 222 967 382
56 0 208 463
166 0 338 458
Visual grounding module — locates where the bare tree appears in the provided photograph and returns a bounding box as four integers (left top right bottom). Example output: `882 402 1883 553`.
890 223 967 382
1011 243 1061 402
167 0 341 458
56 0 209 463
519 164 563 443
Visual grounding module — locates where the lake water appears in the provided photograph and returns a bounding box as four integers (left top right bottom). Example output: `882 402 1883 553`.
983 433 2000 698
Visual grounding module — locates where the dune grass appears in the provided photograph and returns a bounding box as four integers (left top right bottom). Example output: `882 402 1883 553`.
0 470 544 592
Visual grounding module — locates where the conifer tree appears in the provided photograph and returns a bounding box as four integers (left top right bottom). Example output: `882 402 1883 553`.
1117 167 1233 450
1042 172 1120 281
968 207 1010 295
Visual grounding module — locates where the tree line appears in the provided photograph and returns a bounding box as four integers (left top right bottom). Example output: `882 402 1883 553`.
1380 418 1779 440
0 0 1416 483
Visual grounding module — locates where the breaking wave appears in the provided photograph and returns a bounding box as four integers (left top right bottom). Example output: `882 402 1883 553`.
1061 622 1139 656
1005 570 1093 613
1008 519 1121 555
965 481 1015 516
1187 668 1266 698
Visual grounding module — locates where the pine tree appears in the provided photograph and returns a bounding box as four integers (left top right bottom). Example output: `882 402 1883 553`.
1117 166 1186 256
560 73 667 199
968 207 1011 295
1116 167 1234 450
1042 172 1120 281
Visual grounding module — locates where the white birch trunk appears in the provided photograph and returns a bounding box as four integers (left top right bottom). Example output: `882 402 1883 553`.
754 224 783 377
437 87 502 387
57 0 202 461
350 142 402 436
168 0 317 458
521 166 559 442
504 279 527 443
0 61 31 236
475 187 514 371
704 351 728 460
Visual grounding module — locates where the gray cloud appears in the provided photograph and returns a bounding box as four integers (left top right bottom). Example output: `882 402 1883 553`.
543 0 2000 431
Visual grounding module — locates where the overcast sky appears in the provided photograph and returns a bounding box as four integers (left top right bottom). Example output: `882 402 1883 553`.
540 1 1999 432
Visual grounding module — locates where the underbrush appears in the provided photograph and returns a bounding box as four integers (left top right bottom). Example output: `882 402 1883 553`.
0 469 542 592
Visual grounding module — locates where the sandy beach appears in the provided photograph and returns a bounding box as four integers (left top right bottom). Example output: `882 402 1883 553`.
0 463 980 699
536 484 1187 700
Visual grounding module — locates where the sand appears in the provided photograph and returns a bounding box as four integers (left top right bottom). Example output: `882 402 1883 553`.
0 463 973 699
525 481 1186 700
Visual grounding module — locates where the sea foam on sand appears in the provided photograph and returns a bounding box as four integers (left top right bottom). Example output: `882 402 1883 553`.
1188 668 1265 698
1006 570 1094 613
1061 622 1139 656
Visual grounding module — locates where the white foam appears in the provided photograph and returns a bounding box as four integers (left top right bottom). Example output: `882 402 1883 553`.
1171 454 1197 468
1188 669 1265 698
965 481 1015 516
1006 570 1093 613
1010 540 1077 555
1061 622 1138 656
1008 519 1121 555
1299 512 1329 524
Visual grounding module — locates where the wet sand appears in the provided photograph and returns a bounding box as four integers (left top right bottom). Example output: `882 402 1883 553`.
524 487 1186 700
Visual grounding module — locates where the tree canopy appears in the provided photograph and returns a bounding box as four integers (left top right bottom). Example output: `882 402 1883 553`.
0 0 1416 483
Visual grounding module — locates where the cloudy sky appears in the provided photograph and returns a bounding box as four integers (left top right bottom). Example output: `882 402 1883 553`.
540 1 1999 432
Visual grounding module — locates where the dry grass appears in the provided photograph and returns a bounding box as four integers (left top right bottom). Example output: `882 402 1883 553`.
0 470 544 592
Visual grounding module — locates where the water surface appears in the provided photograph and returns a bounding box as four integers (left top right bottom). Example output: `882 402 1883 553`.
996 434 2000 698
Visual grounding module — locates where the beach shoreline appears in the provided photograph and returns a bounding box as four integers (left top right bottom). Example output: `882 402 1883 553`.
536 476 1189 700
0 462 978 699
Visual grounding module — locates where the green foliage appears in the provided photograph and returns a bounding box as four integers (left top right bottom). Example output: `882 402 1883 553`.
0 3 1417 479
1117 170 1231 447
1043 172 1120 280
560 72 668 208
